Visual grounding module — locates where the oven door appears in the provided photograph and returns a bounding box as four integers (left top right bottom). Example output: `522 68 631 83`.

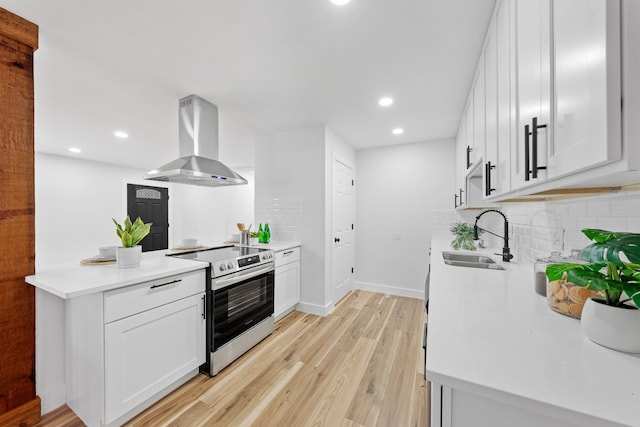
213 263 274 351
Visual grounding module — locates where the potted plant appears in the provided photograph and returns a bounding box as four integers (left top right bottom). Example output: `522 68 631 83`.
546 229 640 353
112 216 152 268
450 222 482 251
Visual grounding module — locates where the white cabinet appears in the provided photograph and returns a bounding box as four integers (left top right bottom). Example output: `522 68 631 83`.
274 247 300 320
513 0 621 190
431 383 607 427
548 0 621 176
66 269 206 427
484 0 514 198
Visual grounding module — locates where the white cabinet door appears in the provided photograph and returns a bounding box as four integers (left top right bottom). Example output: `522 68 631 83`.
484 15 498 198
548 0 621 177
104 292 206 424
495 0 513 195
274 261 300 320
514 0 551 189
472 64 485 169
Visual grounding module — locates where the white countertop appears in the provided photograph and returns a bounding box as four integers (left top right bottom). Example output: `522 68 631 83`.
242 240 301 252
426 239 640 427
26 251 208 299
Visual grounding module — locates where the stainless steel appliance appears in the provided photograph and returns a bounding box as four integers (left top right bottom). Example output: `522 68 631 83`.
170 245 275 375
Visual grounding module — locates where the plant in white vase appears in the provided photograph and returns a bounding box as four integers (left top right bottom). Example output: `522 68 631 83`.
546 229 640 353
112 216 152 268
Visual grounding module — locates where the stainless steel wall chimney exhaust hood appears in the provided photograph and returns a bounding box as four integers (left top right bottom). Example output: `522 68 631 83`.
144 95 248 187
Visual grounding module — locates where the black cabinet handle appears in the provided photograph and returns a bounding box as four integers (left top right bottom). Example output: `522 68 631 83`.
202 294 206 319
531 117 547 179
466 146 472 169
485 161 496 196
524 124 531 181
150 279 181 289
283 250 294 256
454 193 458 208
459 188 464 206
334 237 340 243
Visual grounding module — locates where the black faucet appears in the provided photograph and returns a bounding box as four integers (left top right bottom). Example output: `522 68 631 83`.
474 209 514 262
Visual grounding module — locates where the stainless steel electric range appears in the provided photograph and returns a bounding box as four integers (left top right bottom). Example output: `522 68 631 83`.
169 245 275 375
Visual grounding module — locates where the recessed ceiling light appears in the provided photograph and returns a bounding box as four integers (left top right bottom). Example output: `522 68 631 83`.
330 0 351 5
392 128 404 135
69 147 81 153
378 97 393 107
114 131 128 139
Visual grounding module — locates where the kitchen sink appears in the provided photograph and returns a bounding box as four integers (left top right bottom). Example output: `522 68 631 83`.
441 251 505 270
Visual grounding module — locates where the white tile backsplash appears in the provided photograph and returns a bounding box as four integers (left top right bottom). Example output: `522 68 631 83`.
255 197 303 241
433 190 640 265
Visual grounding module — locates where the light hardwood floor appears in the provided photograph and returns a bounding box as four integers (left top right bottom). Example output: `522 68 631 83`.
35 290 429 427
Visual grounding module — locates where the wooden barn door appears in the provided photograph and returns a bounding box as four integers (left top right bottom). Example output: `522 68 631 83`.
0 7 41 426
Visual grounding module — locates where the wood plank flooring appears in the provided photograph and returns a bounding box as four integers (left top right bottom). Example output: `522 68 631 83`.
35 290 429 427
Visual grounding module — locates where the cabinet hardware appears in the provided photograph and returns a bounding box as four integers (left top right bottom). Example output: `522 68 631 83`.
283 250 294 256
466 145 472 169
202 294 206 319
150 279 181 289
459 188 464 206
531 117 547 179
454 193 458 209
334 237 340 243
524 124 531 181
525 117 548 181
485 161 496 196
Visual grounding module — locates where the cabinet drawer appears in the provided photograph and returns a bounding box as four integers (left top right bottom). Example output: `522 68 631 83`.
275 247 300 268
104 269 206 323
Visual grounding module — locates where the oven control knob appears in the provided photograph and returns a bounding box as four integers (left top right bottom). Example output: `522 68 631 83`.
219 263 226 271
227 261 234 269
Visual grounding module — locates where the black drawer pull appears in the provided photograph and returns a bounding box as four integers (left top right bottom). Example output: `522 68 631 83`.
150 279 181 289
283 250 294 256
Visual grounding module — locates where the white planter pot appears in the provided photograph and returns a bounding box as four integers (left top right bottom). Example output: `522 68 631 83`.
250 237 259 246
581 297 640 353
116 246 142 269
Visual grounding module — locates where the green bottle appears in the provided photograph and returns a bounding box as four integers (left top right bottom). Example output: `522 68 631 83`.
264 223 271 243
258 224 265 243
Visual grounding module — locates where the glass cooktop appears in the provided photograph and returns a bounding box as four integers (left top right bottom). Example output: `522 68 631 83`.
168 245 270 263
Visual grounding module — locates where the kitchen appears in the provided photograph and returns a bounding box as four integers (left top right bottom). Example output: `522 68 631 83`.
1 0 639 426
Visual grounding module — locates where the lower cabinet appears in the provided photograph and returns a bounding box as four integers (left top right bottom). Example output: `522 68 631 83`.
430 382 616 427
66 269 206 427
274 247 300 320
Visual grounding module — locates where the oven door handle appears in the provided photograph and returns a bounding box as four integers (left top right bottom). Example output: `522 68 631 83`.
214 262 274 290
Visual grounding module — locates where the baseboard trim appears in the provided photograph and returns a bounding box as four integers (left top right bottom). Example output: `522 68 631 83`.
355 280 424 300
0 396 41 426
296 300 334 317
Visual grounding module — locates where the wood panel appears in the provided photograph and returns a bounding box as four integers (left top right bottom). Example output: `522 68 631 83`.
0 7 38 422
35 291 428 427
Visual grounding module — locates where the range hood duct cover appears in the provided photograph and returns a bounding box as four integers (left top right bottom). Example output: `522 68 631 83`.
144 95 247 187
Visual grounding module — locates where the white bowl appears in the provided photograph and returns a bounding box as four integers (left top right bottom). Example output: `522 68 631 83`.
181 238 198 248
98 246 117 258
231 233 240 242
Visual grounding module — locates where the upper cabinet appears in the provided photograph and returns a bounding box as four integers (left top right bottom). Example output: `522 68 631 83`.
514 0 621 189
455 0 637 204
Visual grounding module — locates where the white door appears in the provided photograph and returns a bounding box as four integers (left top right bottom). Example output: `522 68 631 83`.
332 158 354 305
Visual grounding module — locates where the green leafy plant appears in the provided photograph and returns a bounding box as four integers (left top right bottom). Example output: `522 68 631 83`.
546 229 640 307
450 222 482 251
249 231 260 238
112 216 152 248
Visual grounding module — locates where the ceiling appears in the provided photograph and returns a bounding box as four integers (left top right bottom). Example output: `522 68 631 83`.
1 0 495 171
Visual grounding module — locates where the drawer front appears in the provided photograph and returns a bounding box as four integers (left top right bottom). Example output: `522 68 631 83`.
104 269 206 323
275 247 300 268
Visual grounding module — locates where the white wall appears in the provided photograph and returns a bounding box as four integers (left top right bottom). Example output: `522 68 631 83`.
34 153 254 413
355 138 456 298
255 126 334 315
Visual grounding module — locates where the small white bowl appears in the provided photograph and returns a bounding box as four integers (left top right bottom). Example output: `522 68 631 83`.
180 238 198 248
98 246 117 258
231 233 240 242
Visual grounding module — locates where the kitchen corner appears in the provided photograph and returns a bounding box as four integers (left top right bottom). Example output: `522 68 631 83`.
426 239 640 427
